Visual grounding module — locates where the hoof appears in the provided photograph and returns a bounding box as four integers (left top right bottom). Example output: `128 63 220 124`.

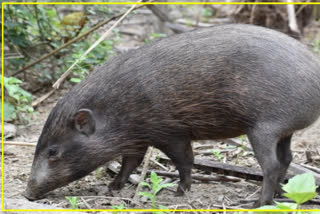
108 181 124 191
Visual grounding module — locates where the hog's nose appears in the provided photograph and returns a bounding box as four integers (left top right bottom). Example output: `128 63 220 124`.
22 187 40 201
23 184 43 201
22 190 37 201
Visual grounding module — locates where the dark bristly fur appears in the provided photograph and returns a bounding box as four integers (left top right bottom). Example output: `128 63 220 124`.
24 24 320 207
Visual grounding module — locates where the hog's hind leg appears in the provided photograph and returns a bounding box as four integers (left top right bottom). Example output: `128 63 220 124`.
275 134 293 195
247 125 286 208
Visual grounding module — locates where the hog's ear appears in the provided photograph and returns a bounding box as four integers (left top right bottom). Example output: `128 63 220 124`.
73 109 95 136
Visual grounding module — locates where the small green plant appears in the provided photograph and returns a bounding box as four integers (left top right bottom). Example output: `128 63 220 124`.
111 204 125 214
65 196 79 209
139 171 175 212
2 75 33 123
211 149 224 161
257 173 318 212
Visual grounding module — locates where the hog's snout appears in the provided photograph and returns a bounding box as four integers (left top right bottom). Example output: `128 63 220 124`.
23 185 44 201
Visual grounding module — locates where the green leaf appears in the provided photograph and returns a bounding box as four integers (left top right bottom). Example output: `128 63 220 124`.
7 77 22 84
139 191 153 199
283 192 317 205
150 171 158 181
274 201 298 210
282 173 318 204
255 205 283 214
151 172 162 186
160 183 176 189
282 173 318 194
3 102 16 121
139 181 151 189
154 185 163 195
70 78 82 83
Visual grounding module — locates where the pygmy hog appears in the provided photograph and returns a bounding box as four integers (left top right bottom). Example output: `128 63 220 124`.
24 24 320 207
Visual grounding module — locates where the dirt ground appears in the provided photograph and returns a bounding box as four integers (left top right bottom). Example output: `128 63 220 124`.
3 4 320 213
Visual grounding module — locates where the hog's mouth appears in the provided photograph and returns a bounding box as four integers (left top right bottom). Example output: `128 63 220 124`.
22 188 46 201
23 178 68 201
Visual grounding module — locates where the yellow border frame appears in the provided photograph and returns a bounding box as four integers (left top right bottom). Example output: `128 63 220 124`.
2 1 320 212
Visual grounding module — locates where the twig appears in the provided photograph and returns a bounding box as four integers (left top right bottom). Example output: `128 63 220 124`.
249 4 257 24
300 163 320 174
4 141 36 147
150 158 168 171
80 197 92 209
208 203 241 210
168 203 193 210
53 1 142 89
81 195 133 202
32 88 56 107
286 0 301 37
4 55 24 60
11 4 146 77
295 1 310 16
246 187 261 200
133 146 153 204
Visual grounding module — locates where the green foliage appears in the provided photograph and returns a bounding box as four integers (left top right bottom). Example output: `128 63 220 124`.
4 5 119 124
4 5 61 72
65 196 79 209
211 149 224 161
111 204 125 213
2 75 33 122
282 173 318 205
257 173 318 212
139 172 176 211
65 30 120 83
4 5 119 83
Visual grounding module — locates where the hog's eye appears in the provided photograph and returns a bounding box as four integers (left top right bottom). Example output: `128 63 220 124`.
48 148 58 157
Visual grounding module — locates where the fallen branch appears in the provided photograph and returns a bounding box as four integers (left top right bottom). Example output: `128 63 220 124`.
53 1 142 89
301 163 320 174
80 197 92 210
4 141 36 147
11 4 147 77
223 139 320 185
193 158 264 181
137 169 241 183
159 155 263 182
32 88 56 107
